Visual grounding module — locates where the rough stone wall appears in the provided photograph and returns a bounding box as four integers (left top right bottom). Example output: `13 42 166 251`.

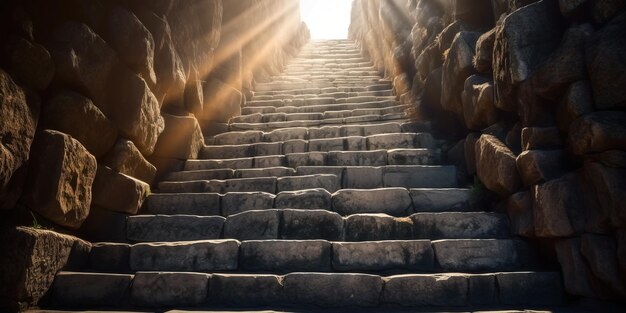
350 0 626 302
0 1 308 308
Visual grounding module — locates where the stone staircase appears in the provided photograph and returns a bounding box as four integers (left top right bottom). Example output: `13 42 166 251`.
47 40 565 310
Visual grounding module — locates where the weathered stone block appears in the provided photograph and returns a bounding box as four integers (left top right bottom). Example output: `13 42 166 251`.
153 114 204 160
281 209 344 241
533 173 586 237
210 274 284 306
433 239 531 271
412 212 510 239
345 214 413 241
131 272 209 307
91 166 150 215
0 69 39 210
583 162 626 227
516 150 567 187
332 240 434 271
581 234 626 297
569 111 626 155
382 274 469 306
22 130 96 229
130 240 239 271
554 238 595 297
521 127 563 151
102 139 156 183
144 193 220 216
332 188 413 216
475 134 522 196
274 188 331 210
127 215 224 242
410 188 471 212
239 240 331 272
224 210 281 240
284 273 382 307
4 36 54 91
507 191 535 237
202 78 242 122
441 31 481 117
51 272 132 308
89 243 130 273
221 192 275 216
0 227 90 309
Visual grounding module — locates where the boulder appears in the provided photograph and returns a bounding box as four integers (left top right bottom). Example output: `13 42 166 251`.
454 0 494 28
473 28 496 73
531 24 592 101
493 0 563 111
557 80 594 133
587 10 626 109
583 162 626 227
521 127 563 151
516 150 567 187
49 22 163 155
0 69 39 210
91 166 150 215
152 114 204 160
569 111 626 155
101 139 157 184
581 234 626 297
533 173 586 237
441 31 481 117
0 227 90 310
3 36 54 91
559 0 591 20
475 135 522 197
22 130 96 229
43 90 117 158
554 237 596 297
184 65 204 114
507 191 535 237
105 6 156 84
462 75 498 130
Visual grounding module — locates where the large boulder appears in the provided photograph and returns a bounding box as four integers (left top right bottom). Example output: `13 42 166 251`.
3 36 55 91
533 173 586 237
91 166 150 215
101 139 157 184
22 130 97 229
105 6 156 84
49 22 164 155
475 135 522 197
493 0 563 111
42 90 117 158
584 161 626 228
554 237 596 297
152 114 204 160
0 227 90 310
569 111 626 155
586 10 626 110
0 69 39 210
581 234 626 297
441 31 481 117
557 80 593 132
531 24 592 101
462 75 499 130
473 28 496 74
516 150 567 187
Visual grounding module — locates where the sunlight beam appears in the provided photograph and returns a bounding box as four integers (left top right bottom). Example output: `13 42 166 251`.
301 0 353 39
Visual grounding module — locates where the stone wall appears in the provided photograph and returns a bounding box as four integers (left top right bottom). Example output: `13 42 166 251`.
0 1 308 308
350 0 626 302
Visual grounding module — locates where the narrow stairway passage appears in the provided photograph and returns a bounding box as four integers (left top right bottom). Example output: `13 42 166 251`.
47 40 565 310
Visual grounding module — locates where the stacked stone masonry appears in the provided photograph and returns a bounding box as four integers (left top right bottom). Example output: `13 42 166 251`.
350 0 626 303
31 40 565 310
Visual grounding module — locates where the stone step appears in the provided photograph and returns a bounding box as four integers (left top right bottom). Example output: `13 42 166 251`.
250 90 393 101
183 156 455 183
168 158 448 185
232 104 408 124
255 81 391 93
209 123 422 145
229 114 406 131
240 100 398 115
200 134 437 159
126 211 508 242
245 96 395 108
50 270 564 308
254 84 390 96
144 187 472 216
87 238 525 273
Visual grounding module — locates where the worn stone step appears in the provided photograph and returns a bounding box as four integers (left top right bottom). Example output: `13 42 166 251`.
254 83 391 96
250 90 394 102
255 81 389 92
144 187 473 217
245 96 395 108
127 211 508 243
184 154 450 177
50 271 565 308
212 122 417 144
